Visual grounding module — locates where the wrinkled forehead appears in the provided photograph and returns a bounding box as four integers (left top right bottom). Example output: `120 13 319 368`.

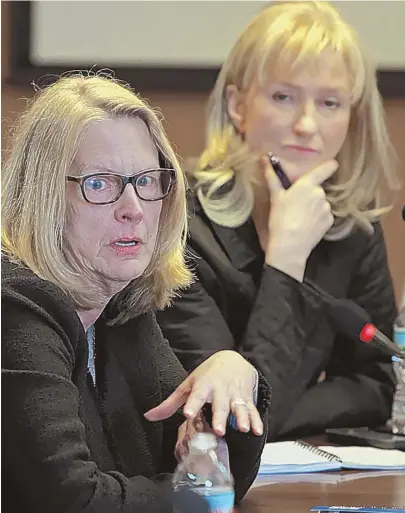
72 117 161 176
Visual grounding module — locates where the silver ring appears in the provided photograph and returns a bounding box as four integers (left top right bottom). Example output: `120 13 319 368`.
231 398 247 411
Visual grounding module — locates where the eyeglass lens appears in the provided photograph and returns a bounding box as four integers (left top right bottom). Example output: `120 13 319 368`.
83 170 172 203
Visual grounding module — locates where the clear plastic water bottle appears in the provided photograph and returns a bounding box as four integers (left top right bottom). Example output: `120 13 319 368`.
172 433 235 513
390 287 405 435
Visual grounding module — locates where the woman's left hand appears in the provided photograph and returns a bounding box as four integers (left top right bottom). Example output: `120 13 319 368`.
144 351 263 437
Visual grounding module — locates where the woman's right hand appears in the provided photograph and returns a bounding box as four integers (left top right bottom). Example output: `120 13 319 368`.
263 157 338 282
175 414 212 462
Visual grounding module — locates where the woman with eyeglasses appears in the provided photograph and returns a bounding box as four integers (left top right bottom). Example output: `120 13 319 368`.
1 74 270 513
158 1 400 440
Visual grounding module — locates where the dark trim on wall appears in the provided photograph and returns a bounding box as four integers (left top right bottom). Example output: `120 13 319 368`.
6 1 405 98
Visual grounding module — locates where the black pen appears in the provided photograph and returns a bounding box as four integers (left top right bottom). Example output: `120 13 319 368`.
267 152 292 190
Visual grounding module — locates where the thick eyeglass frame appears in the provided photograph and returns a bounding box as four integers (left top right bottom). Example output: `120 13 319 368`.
66 168 177 205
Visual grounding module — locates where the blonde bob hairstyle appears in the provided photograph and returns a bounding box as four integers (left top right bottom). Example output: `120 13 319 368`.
192 1 400 239
2 72 192 324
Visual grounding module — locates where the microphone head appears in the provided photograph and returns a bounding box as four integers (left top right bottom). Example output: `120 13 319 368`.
358 323 377 343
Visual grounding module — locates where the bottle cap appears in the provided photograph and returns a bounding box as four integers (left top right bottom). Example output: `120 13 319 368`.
189 433 217 452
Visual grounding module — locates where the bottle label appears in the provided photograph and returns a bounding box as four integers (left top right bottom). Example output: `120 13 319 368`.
199 489 235 513
394 326 405 349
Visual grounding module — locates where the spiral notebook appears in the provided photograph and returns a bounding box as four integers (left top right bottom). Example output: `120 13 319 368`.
253 469 405 487
259 441 405 475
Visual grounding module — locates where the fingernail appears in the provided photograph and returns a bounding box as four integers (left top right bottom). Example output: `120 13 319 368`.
195 421 204 432
183 409 193 417
240 424 249 432
256 426 263 436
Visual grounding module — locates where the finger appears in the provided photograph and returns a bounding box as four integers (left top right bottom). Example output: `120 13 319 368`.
193 415 205 433
191 414 214 434
182 385 211 420
178 420 188 436
185 414 203 437
144 380 191 421
303 159 338 187
175 422 188 462
200 414 213 433
247 403 264 436
230 398 250 433
175 442 187 462
314 186 327 201
211 389 231 437
175 412 209 462
261 155 284 195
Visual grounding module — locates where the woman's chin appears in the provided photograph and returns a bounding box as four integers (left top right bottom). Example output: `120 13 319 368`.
103 261 149 287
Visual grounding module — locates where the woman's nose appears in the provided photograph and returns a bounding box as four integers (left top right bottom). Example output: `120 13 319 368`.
293 102 318 137
114 184 144 224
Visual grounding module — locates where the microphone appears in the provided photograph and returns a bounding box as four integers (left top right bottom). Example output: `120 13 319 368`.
302 279 404 359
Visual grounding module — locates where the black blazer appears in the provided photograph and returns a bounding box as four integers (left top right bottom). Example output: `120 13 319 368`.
157 196 397 440
1 257 270 513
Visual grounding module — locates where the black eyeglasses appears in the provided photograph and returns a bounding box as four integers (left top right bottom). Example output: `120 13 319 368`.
66 168 176 205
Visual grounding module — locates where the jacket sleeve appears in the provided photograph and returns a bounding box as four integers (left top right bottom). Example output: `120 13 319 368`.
2 282 175 513
157 256 311 439
154 327 270 504
277 223 397 438
157 224 397 440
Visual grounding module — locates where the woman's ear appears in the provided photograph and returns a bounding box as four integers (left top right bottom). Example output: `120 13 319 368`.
226 85 246 133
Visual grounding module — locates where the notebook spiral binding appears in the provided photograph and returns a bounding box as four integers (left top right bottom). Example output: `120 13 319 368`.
294 441 342 463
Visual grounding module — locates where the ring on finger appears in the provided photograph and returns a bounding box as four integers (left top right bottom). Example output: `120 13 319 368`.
231 397 247 412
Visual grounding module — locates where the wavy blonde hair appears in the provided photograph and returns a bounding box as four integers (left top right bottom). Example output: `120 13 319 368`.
191 1 400 239
2 71 192 324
